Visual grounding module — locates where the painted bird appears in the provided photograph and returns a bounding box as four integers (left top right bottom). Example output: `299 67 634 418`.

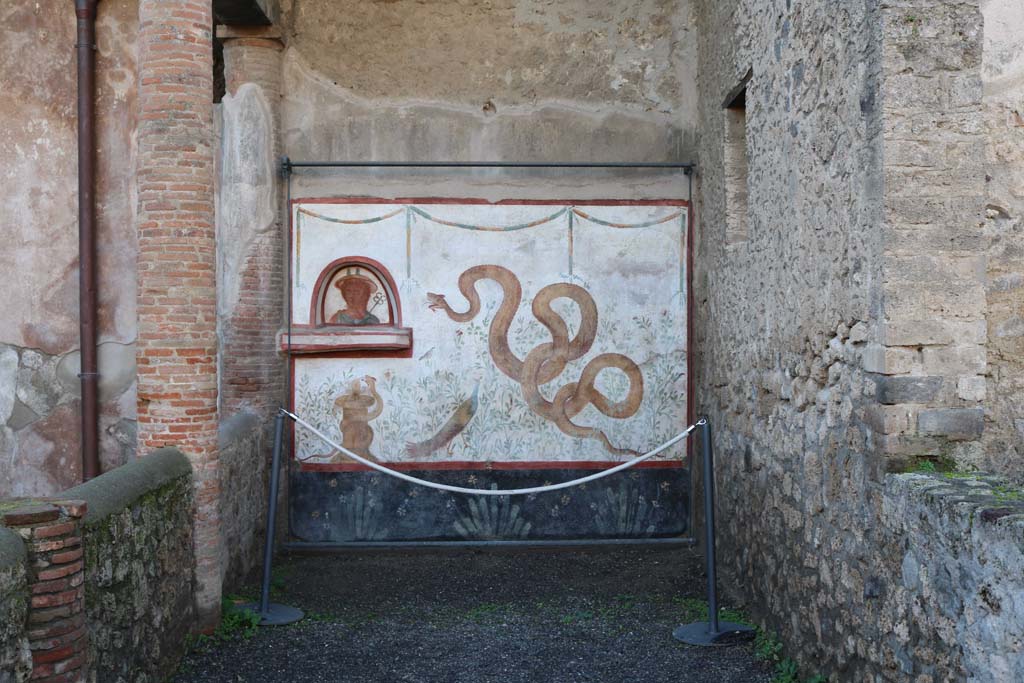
405 384 479 457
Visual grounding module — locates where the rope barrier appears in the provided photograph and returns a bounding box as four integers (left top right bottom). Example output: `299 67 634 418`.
283 408 702 497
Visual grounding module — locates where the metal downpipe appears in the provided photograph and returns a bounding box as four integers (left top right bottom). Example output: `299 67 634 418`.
74 0 100 481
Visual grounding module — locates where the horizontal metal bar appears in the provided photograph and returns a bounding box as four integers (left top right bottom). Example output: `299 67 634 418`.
282 537 696 552
283 159 694 170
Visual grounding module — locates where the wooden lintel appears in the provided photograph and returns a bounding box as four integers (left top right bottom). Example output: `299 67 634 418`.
216 24 283 40
722 68 753 110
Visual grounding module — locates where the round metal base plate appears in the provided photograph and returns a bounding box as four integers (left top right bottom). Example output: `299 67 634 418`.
672 621 756 646
239 602 305 626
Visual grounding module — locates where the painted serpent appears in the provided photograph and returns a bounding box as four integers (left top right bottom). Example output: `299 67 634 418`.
427 265 644 456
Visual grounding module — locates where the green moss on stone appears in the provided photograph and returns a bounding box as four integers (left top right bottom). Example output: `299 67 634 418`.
992 486 1024 504
64 447 190 524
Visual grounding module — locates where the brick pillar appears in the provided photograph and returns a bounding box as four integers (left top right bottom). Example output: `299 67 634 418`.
213 26 287 588
2 501 88 683
136 0 221 628
222 29 284 108
219 27 285 418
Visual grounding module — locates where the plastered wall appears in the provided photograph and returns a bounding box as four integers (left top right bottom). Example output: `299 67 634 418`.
0 0 139 497
278 0 699 201
254 0 702 545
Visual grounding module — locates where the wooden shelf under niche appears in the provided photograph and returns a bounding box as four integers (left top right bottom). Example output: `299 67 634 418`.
278 326 412 355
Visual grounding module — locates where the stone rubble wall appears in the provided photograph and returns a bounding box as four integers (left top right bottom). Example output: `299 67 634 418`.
871 474 1024 681
0 528 30 683
694 0 1022 680
693 0 886 670
63 448 195 682
217 413 271 587
0 448 195 683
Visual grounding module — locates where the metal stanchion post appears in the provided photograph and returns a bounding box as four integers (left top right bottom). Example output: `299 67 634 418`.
241 410 304 626
673 417 754 645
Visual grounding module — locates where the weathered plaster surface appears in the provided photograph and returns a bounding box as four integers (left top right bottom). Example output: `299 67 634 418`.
283 48 693 172
219 84 277 323
0 0 139 497
0 1 77 355
283 41 696 204
981 0 1024 481
280 0 695 114
280 0 699 173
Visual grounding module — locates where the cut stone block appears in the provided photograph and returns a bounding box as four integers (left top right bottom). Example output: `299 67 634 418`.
918 408 984 440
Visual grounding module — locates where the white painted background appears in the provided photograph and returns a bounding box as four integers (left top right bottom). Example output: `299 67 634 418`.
291 201 688 464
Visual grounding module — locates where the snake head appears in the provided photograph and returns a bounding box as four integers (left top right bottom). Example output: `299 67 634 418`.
426 292 448 312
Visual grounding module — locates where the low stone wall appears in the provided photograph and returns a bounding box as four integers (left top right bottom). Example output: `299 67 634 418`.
218 412 270 587
0 528 30 683
870 473 1024 682
728 470 1024 682
0 448 196 683
62 448 196 682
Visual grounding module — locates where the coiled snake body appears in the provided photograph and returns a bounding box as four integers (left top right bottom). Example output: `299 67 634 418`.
427 265 644 456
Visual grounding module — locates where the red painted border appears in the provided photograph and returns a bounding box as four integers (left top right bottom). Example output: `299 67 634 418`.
686 202 695 470
287 196 692 469
298 459 685 473
286 347 414 359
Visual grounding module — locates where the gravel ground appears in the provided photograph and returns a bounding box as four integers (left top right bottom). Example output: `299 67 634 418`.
173 546 771 683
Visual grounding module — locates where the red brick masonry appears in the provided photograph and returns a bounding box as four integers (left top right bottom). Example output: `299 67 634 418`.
135 0 221 628
2 500 88 683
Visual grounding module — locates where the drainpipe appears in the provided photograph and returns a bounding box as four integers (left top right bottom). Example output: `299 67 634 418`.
74 0 100 481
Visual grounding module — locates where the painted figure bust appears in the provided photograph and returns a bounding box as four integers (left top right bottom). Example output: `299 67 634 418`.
330 270 380 325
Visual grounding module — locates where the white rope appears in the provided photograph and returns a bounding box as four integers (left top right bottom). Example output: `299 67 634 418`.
284 409 703 497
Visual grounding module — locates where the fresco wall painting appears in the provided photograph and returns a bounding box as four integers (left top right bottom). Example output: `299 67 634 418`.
288 199 690 542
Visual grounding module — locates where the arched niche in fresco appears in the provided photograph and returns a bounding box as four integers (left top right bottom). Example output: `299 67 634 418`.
311 257 402 328
283 256 411 355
